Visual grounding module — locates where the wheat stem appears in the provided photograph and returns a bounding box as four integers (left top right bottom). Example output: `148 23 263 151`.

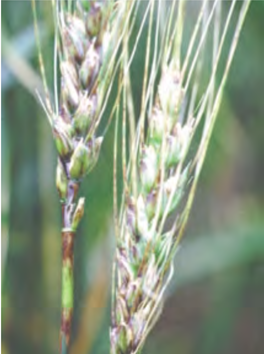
59 181 79 352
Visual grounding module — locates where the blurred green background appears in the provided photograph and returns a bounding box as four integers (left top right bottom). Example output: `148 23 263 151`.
2 1 264 354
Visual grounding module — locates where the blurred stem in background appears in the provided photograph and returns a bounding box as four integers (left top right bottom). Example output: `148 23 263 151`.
2 2 59 354
2 106 10 280
4 76 44 353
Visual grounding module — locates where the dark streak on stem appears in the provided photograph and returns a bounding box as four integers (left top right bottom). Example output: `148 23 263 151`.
59 177 80 354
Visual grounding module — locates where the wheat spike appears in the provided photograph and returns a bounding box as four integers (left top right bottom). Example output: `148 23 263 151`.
110 1 251 354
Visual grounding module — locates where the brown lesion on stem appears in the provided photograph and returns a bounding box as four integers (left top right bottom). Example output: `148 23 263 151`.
62 230 75 264
59 178 80 353
60 230 75 352
60 308 74 350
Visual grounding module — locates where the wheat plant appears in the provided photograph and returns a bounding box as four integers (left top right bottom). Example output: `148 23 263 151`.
32 0 250 354
110 1 251 354
32 0 137 352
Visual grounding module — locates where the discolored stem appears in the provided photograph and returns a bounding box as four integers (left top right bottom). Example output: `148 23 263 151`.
59 180 80 354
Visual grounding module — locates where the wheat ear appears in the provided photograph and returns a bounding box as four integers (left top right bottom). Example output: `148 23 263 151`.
110 1 251 354
33 0 135 352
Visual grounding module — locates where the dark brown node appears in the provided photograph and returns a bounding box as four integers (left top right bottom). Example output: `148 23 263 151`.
62 230 75 262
